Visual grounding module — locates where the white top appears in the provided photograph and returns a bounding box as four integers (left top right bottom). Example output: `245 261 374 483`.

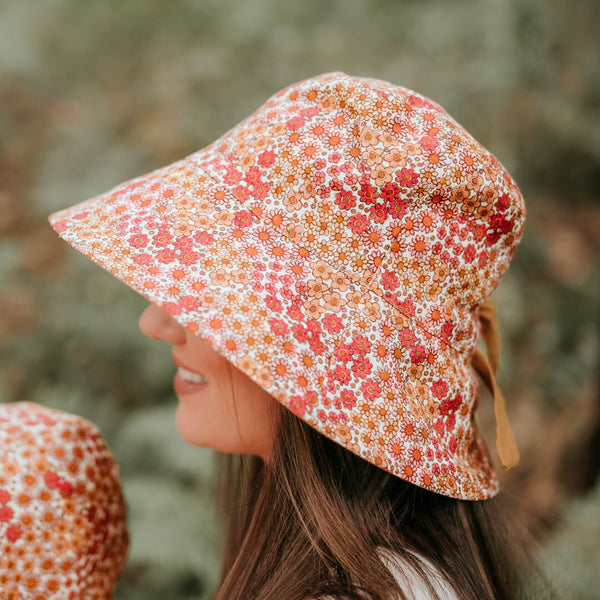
312 547 460 600
376 546 460 600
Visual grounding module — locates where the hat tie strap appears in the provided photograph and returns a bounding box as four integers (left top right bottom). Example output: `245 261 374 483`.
471 298 520 470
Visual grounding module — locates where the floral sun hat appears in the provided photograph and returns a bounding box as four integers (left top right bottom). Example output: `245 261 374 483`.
48 71 525 501
0 402 129 599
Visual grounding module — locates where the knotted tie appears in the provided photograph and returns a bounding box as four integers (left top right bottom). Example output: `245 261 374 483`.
471 298 520 470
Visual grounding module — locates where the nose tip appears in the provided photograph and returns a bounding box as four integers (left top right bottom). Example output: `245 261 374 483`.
139 302 187 344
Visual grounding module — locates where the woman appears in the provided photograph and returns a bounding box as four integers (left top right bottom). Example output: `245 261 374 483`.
49 72 554 599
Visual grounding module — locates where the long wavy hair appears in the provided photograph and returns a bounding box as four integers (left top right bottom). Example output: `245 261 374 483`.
210 370 555 600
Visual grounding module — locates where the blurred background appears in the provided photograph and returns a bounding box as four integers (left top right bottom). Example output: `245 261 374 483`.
0 0 598 598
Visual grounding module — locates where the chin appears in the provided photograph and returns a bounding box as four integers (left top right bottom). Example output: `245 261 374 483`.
174 402 205 446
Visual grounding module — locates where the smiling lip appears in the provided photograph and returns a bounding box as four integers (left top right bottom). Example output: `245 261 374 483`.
172 355 209 396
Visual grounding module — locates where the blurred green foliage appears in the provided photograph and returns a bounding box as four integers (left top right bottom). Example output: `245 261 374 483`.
0 0 598 598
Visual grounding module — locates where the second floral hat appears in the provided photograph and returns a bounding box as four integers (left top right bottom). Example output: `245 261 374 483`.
48 72 526 501
0 402 129 599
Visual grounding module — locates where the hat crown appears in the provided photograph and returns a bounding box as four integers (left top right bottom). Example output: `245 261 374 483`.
193 72 526 354
48 72 528 500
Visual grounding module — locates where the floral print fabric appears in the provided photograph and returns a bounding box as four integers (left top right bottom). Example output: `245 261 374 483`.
0 402 128 599
48 71 526 500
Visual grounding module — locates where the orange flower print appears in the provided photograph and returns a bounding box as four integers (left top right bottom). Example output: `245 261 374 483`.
0 505 14 522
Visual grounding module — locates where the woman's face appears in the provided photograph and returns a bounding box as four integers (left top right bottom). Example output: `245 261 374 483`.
139 302 275 462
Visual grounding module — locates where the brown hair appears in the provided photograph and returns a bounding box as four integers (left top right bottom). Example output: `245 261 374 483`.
210 382 555 600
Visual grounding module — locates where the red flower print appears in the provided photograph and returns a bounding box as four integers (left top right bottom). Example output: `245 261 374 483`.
287 303 304 322
265 295 283 313
133 253 152 266
340 389 357 410
347 214 369 234
398 327 416 348
292 323 310 343
491 213 513 235
335 189 355 210
44 472 60 489
300 105 319 118
309 338 326 356
321 313 344 334
360 378 381 400
152 230 173 248
243 166 262 185
359 182 378 205
419 135 439 152
52 219 68 233
431 379 449 400
408 94 425 108
387 198 408 219
410 344 427 364
397 299 416 317
157 249 176 264
306 318 322 337
351 334 372 355
223 168 243 185
234 210 254 228
328 411 340 424
269 318 288 335
178 250 199 266
179 296 199 312
332 364 352 386
495 193 510 212
286 116 305 131
0 489 10 504
352 356 373 379
162 301 181 316
448 436 457 454
440 321 453 341
58 480 74 498
381 270 399 291
0 505 14 522
5 525 21 542
440 394 461 416
288 396 309 417
369 203 388 224
258 150 276 168
192 230 214 246
128 234 148 248
231 185 250 202
251 182 270 200
380 182 402 203
333 343 352 363
396 168 419 187
464 244 476 263
174 237 194 251
486 229 501 245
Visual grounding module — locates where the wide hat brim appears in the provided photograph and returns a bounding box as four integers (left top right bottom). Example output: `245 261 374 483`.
49 72 513 500
48 164 499 502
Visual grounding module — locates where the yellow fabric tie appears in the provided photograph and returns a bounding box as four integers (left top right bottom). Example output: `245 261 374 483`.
471 298 520 470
